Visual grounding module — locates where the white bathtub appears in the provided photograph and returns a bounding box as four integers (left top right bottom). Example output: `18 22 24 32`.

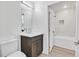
54 36 75 50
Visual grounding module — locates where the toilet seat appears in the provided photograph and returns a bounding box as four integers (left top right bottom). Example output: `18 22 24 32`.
7 51 26 57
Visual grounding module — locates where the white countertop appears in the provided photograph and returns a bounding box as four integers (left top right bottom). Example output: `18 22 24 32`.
21 32 43 37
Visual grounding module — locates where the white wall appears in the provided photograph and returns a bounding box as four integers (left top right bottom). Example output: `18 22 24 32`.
0 1 21 44
21 2 34 33
32 1 49 54
55 8 76 37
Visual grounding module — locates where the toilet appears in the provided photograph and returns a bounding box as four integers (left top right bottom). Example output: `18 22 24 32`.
7 51 26 57
0 39 26 57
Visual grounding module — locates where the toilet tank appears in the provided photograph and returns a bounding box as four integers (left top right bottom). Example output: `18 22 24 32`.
0 39 18 57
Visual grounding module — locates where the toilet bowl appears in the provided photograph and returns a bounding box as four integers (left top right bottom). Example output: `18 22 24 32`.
7 51 26 57
0 39 26 57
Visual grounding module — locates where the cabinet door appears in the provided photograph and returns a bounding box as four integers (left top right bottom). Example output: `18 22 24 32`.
32 41 37 57
32 35 43 56
21 36 32 57
37 39 43 56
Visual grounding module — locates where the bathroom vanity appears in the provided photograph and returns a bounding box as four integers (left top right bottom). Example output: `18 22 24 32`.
21 32 43 57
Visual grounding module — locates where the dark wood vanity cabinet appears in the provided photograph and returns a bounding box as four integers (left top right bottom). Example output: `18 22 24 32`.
21 35 43 57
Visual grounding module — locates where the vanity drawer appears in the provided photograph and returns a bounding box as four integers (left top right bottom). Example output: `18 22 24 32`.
32 35 43 42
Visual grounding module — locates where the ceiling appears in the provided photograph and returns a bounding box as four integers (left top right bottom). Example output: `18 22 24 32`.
50 1 76 13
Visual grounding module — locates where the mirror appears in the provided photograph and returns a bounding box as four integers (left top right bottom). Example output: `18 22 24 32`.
21 1 34 33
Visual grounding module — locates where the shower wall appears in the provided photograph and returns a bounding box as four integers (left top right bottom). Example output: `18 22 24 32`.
50 8 76 50
55 8 76 37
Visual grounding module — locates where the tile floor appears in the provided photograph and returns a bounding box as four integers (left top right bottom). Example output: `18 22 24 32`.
39 46 75 57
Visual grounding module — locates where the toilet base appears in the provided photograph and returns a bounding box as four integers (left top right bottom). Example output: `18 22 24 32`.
7 51 26 57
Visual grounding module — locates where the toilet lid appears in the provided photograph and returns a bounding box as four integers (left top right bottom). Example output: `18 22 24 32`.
7 51 26 57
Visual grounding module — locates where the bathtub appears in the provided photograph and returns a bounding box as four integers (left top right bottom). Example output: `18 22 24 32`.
54 36 75 50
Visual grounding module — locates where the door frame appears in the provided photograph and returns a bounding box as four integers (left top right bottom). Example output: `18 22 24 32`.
48 6 50 54
48 1 76 56
48 2 60 54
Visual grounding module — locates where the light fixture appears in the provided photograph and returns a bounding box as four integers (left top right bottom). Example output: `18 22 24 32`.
21 1 33 8
64 5 67 8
